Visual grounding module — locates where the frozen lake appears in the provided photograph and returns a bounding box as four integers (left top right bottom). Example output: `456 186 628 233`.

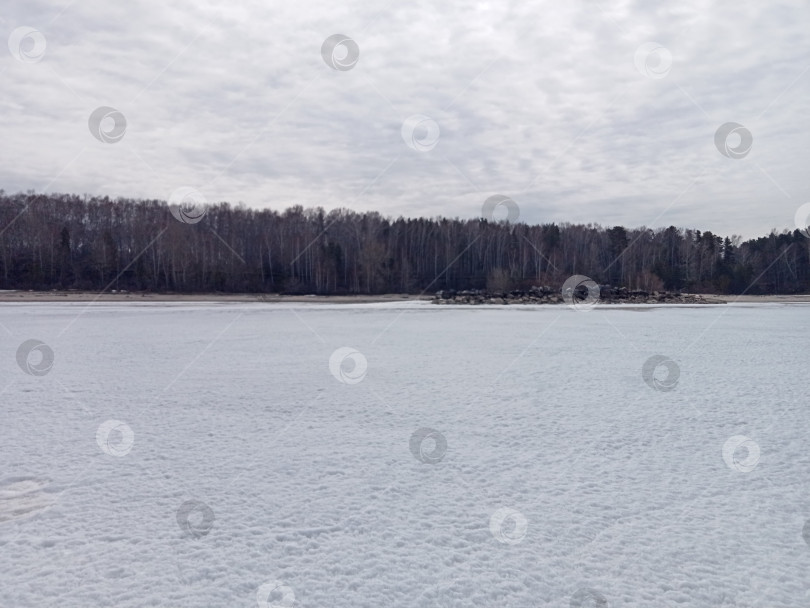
1 301 808 607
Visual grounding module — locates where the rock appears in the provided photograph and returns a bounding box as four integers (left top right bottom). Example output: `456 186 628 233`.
428 285 725 306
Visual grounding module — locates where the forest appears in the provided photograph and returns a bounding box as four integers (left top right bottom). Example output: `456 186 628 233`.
0 191 807 295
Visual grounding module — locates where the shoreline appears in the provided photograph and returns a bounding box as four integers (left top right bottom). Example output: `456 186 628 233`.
0 290 808 304
0 291 432 304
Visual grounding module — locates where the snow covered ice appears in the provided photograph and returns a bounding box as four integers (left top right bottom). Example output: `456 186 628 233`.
1 300 809 607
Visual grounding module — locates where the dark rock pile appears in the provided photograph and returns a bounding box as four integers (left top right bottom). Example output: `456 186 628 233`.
433 285 723 305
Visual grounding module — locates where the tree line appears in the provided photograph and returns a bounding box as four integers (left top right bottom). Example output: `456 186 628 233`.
0 191 807 295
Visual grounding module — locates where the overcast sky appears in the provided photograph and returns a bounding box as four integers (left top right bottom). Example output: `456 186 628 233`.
1 0 809 239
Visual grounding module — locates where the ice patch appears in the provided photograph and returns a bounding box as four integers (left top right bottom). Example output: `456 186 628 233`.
0 477 57 523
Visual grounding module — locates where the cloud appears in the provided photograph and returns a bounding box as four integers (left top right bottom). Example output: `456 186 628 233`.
1 0 808 238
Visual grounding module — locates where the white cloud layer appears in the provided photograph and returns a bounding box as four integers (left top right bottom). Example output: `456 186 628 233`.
1 0 809 238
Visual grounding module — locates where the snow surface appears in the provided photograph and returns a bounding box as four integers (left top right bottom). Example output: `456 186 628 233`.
1 300 809 607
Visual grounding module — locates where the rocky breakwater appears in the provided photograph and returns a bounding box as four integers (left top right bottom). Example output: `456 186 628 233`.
432 285 724 305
